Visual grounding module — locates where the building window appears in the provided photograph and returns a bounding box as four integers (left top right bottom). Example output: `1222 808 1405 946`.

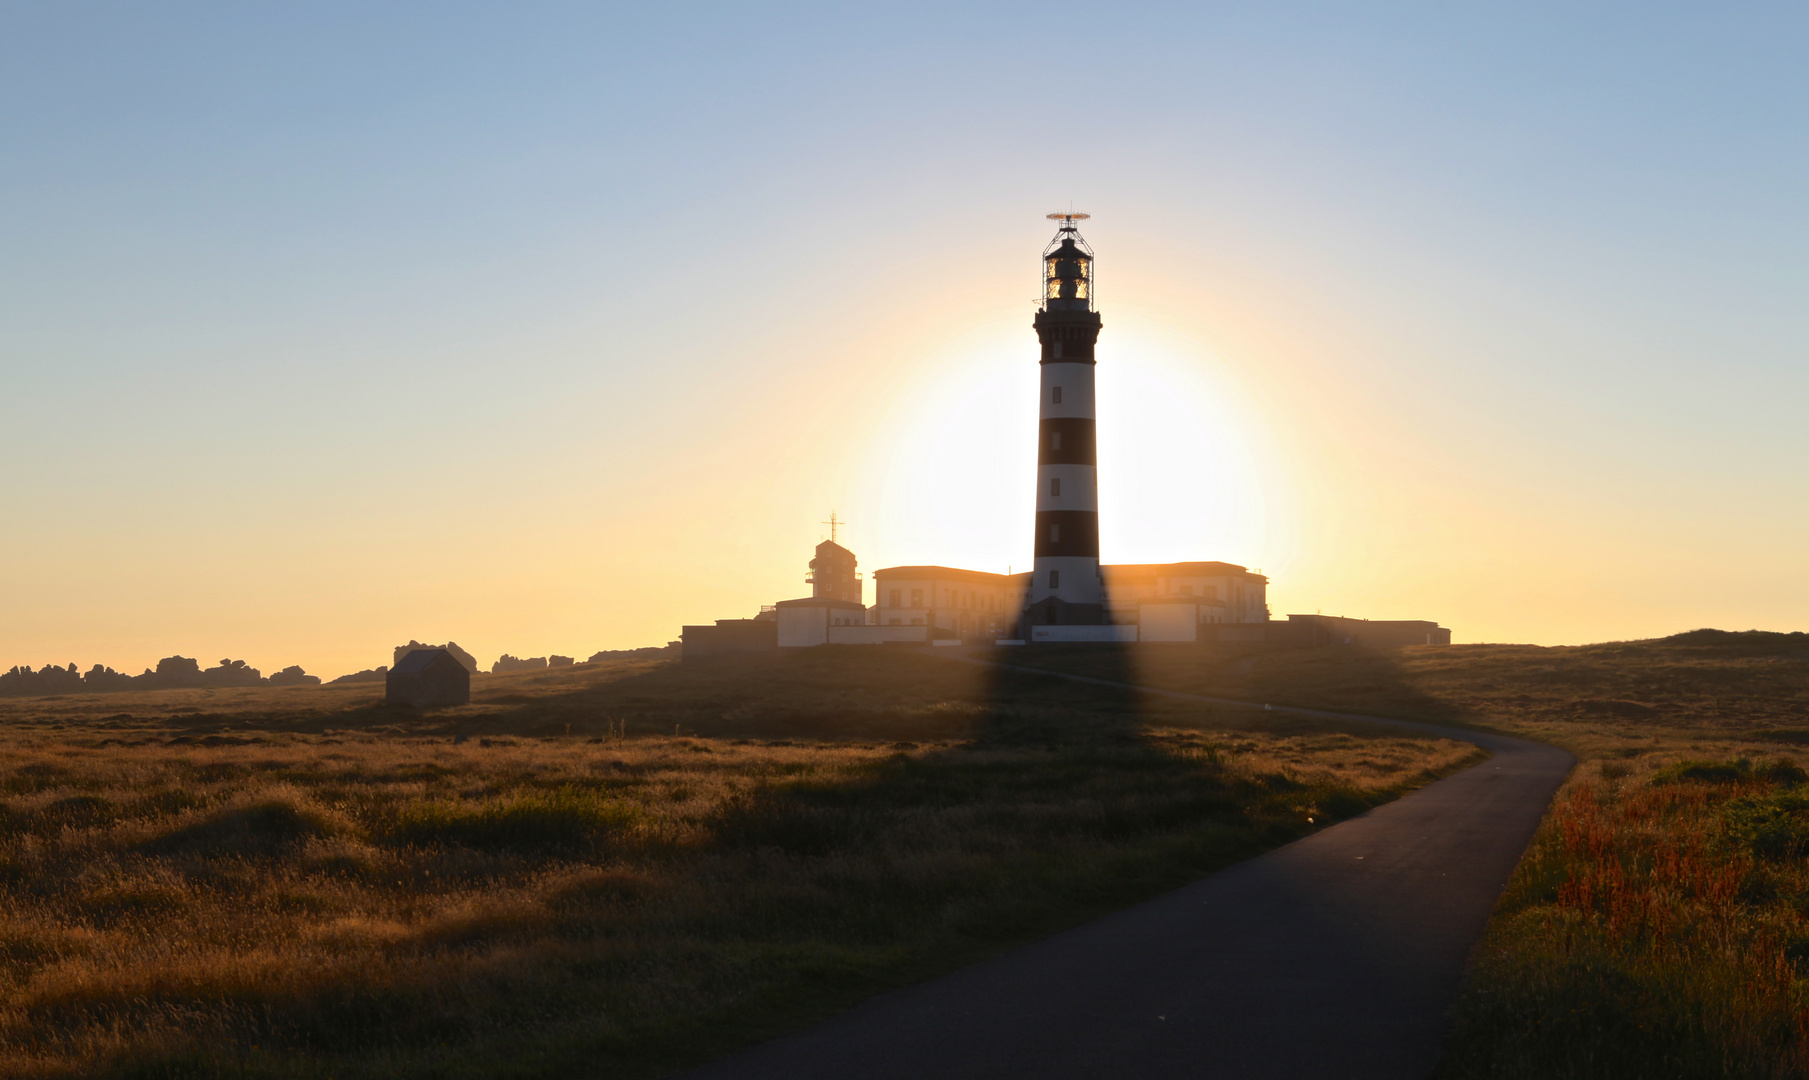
888 589 901 607
1049 523 1061 542
1050 478 1061 496
1051 430 1062 450
1052 386 1063 404
911 589 923 608
1049 569 1060 588
1179 585 1192 596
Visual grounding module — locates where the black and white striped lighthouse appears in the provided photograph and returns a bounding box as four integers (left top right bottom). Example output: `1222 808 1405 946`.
1022 212 1108 628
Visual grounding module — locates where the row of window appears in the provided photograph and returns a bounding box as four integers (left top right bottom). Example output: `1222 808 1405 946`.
884 588 1003 611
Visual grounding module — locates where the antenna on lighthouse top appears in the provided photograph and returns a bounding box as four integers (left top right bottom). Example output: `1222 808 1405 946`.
821 512 842 543
1044 211 1093 250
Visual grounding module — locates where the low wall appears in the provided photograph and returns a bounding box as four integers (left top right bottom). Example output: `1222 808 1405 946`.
826 625 931 645
1029 625 1139 644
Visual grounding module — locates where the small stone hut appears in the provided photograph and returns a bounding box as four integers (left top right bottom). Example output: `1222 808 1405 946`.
386 648 471 708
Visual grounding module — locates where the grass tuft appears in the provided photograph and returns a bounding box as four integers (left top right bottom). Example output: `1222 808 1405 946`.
389 785 643 853
142 788 352 856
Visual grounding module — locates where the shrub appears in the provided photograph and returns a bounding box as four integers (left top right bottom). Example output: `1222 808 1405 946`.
1652 757 1807 788
1723 790 1809 860
1653 758 1752 785
1759 758 1809 786
390 786 641 853
143 790 353 856
39 794 120 829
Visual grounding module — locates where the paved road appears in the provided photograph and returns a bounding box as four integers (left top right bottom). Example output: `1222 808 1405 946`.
679 674 1574 1080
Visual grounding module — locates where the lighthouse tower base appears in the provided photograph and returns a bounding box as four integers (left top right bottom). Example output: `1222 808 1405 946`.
1019 595 1110 636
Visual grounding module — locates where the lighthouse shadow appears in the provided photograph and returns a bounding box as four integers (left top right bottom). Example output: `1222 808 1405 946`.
966 643 1151 750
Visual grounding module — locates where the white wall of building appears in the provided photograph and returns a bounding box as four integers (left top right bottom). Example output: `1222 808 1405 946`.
1103 566 1270 625
1139 603 1200 642
776 606 828 648
871 569 1025 641
827 625 929 645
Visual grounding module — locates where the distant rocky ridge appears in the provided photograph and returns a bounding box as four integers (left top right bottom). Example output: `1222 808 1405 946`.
0 656 318 696
326 667 387 685
491 654 549 674
268 666 323 687
1 640 682 697
586 643 681 662
492 643 677 674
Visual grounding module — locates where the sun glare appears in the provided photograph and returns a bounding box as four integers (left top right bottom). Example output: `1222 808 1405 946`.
1095 327 1282 569
853 324 1287 578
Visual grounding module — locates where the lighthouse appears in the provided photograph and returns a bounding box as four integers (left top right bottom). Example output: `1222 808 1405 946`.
1022 213 1108 628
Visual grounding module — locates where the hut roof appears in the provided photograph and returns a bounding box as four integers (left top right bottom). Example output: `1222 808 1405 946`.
392 648 461 675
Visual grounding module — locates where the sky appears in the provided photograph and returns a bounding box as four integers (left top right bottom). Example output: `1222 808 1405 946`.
2 2 1805 678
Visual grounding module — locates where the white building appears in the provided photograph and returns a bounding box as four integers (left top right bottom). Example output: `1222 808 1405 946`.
869 566 1029 642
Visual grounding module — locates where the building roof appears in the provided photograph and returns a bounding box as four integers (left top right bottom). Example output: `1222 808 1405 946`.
872 565 1022 584
1286 614 1443 629
391 648 463 675
773 596 868 609
1104 561 1266 583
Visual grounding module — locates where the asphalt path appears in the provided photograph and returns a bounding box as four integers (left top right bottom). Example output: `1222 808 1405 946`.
679 669 1574 1080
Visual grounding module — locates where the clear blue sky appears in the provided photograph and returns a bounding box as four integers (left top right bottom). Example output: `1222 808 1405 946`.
2 3 1805 675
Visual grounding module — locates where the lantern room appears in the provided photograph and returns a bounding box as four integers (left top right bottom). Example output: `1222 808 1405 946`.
1042 213 1095 313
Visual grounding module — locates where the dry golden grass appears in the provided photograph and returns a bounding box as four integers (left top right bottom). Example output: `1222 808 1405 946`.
0 647 1473 1078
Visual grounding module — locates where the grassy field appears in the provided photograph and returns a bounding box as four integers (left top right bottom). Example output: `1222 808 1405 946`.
1004 630 1809 1078
0 647 1474 1078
